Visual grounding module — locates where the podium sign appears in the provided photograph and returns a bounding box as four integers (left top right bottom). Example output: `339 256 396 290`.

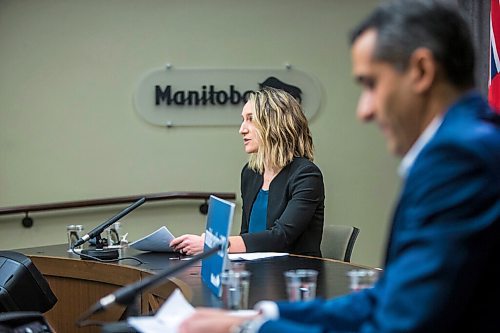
200 196 235 297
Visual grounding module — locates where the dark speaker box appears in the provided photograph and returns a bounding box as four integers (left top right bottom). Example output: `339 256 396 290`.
0 251 57 313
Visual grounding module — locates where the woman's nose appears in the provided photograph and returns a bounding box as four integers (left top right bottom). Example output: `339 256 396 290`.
239 122 247 134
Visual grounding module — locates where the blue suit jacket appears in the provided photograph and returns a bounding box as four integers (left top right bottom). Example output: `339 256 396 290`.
259 92 500 333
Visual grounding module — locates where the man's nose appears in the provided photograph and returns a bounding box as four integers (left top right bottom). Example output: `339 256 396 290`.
356 91 375 122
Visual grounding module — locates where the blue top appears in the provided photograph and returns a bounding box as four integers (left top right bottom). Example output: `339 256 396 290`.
248 189 268 233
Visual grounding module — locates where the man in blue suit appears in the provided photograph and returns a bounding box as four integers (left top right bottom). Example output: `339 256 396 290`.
179 1 500 332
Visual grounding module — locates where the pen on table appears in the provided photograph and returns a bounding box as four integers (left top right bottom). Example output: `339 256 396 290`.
169 256 194 260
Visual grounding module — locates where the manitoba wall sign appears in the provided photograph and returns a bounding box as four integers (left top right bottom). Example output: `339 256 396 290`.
134 67 322 127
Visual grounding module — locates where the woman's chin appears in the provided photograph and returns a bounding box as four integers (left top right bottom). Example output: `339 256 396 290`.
244 148 257 154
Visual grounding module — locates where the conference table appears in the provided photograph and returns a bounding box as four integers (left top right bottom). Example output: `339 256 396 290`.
17 244 374 333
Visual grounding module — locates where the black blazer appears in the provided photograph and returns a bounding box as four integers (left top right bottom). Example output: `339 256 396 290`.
240 157 325 257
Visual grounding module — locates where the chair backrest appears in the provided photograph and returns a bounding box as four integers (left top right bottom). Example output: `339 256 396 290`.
320 225 360 262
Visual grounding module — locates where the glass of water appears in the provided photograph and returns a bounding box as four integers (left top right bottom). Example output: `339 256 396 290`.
284 269 318 302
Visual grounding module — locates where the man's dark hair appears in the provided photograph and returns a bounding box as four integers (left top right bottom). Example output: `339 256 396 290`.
349 0 475 89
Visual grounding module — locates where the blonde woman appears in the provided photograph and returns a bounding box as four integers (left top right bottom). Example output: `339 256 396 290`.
170 87 324 257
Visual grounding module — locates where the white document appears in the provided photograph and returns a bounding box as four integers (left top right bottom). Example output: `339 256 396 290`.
128 289 194 333
128 289 258 333
129 226 176 252
228 252 289 261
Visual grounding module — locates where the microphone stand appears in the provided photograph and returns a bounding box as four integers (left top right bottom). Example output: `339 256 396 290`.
77 243 223 325
74 197 146 260
79 234 117 260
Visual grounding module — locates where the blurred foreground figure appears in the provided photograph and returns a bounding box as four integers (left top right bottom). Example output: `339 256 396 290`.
179 1 500 332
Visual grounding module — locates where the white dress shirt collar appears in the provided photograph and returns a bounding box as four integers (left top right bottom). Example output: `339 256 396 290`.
398 115 444 178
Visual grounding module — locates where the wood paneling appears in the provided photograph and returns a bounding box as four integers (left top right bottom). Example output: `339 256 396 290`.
29 255 191 333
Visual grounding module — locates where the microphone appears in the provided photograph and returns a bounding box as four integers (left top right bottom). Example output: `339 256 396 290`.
74 197 146 260
78 243 223 323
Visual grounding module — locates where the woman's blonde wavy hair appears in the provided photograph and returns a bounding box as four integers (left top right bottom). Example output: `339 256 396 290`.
246 87 314 174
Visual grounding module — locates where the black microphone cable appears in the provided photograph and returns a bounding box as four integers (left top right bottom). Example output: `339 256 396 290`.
71 246 144 264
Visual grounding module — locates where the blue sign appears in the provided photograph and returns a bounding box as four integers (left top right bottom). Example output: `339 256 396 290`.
201 195 235 297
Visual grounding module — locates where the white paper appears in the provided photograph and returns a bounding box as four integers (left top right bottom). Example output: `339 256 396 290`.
129 226 176 252
128 289 258 333
228 252 289 261
128 289 194 333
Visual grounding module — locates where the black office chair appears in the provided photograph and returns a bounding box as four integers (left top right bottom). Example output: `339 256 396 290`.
320 225 360 262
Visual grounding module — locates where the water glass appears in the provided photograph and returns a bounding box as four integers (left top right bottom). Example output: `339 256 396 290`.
284 269 318 301
67 224 83 252
220 270 251 310
347 269 379 291
107 222 121 246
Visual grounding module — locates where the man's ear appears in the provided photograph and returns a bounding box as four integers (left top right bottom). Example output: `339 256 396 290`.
408 48 437 93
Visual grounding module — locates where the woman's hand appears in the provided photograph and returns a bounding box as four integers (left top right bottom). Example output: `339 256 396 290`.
170 233 205 255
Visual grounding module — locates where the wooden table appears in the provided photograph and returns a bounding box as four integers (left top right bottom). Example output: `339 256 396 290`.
17 244 371 333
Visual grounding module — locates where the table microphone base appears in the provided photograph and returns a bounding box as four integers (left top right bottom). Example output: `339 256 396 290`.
80 248 119 260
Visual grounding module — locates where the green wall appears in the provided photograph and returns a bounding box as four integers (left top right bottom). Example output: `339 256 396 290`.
0 0 400 267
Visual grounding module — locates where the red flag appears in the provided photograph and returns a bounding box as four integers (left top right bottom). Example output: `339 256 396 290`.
489 0 500 113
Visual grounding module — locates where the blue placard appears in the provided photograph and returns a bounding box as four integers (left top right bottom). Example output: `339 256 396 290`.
200 195 235 297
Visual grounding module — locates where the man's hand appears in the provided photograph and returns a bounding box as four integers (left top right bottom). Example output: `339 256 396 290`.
178 308 255 333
